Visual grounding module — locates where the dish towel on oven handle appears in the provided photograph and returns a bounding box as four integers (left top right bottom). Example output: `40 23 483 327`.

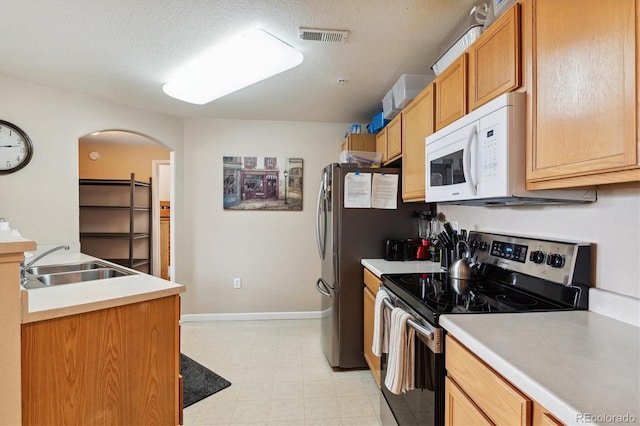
372 288 391 357
384 307 415 394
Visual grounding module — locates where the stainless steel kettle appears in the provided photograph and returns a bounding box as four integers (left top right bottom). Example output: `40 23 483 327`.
448 241 475 294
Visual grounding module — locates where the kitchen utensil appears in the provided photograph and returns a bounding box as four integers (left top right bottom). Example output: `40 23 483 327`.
448 241 475 294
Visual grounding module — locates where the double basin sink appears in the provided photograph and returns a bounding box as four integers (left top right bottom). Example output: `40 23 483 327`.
23 260 137 289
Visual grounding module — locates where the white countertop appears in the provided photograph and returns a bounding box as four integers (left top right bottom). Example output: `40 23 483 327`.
440 311 640 426
361 259 443 277
21 252 185 323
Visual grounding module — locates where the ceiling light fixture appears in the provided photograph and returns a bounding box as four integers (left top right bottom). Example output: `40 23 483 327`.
163 29 304 105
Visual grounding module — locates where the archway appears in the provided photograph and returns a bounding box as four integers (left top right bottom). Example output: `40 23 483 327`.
78 130 174 279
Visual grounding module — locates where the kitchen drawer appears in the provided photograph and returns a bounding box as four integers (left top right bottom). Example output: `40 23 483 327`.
363 267 381 294
446 335 530 425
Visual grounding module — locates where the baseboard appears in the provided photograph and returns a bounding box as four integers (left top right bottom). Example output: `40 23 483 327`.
181 310 323 322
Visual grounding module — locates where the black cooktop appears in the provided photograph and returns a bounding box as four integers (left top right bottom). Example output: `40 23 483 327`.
382 272 574 325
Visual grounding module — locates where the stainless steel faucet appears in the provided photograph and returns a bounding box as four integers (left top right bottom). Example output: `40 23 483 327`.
25 244 70 267
21 244 70 285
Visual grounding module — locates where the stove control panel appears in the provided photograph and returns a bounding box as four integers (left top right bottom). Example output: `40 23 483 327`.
469 231 591 286
491 240 528 263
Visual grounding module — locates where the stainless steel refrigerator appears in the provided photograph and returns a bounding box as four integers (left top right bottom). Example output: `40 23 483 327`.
315 163 432 368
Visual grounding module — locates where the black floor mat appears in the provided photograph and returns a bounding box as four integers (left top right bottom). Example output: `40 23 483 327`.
180 353 231 408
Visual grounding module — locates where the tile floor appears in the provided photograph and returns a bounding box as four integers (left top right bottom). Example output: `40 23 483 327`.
181 319 382 426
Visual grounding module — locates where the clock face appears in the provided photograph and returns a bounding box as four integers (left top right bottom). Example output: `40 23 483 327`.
0 120 33 174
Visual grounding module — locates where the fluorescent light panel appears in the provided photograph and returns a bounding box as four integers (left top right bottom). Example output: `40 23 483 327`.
163 29 303 104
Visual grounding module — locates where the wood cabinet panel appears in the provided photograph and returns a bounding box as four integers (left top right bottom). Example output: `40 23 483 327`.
363 267 381 294
342 133 377 152
386 114 402 161
435 54 467 131
445 376 494 426
376 130 387 163
21 295 180 425
363 268 382 387
533 401 565 426
446 335 530 425
469 3 521 110
363 285 381 387
525 0 639 186
402 83 435 202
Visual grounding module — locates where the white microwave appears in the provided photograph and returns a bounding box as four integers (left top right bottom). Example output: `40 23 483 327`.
425 92 596 205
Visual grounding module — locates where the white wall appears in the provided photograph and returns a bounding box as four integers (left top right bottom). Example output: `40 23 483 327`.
181 118 346 315
0 76 187 280
438 183 640 298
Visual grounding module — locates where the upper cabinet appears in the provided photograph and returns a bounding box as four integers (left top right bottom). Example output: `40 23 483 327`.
468 3 521 111
402 83 435 202
375 113 403 165
341 133 376 152
435 53 468 131
525 0 640 188
386 114 403 161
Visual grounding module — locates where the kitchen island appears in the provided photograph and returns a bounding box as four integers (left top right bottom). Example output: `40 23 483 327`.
1 233 185 425
441 311 640 425
20 251 184 323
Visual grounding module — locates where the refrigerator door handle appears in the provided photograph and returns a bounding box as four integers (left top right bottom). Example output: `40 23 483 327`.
315 278 332 297
315 179 326 259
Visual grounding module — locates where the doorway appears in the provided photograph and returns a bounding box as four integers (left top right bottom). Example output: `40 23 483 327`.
78 130 174 279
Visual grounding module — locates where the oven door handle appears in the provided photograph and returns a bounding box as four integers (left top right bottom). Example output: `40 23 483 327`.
381 297 442 353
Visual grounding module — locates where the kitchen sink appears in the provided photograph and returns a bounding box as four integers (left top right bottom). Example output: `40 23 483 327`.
26 261 109 275
22 261 137 289
36 268 130 286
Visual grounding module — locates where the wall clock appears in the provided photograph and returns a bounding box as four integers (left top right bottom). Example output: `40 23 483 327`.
0 120 33 174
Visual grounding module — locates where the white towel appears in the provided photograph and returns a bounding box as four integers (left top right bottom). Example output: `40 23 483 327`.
384 307 415 395
372 288 391 357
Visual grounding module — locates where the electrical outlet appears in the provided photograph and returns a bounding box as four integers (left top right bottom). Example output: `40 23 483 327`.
233 278 241 289
452 221 459 231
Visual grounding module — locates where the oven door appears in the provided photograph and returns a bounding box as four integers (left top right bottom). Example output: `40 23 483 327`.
426 121 479 203
380 332 445 426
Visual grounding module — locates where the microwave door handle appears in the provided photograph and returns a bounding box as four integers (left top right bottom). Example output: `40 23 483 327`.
463 125 478 195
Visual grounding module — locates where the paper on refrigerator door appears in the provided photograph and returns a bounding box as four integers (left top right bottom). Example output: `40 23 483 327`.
344 172 371 208
372 173 398 209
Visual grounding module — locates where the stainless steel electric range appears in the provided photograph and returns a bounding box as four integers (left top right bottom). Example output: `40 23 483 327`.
379 231 592 426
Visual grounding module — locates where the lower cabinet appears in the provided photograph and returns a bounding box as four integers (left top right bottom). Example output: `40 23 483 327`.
21 295 182 425
445 334 565 426
445 376 493 426
363 267 382 387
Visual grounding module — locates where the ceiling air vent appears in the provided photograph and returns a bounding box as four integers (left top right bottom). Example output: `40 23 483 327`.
298 27 349 43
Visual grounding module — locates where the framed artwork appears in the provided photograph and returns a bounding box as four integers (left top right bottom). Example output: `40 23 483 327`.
223 156 303 210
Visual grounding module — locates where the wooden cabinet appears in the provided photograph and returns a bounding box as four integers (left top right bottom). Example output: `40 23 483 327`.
444 376 493 426
363 267 382 387
21 295 181 425
435 53 468 131
445 335 530 425
376 130 387 163
524 0 640 188
79 173 152 273
341 133 376 152
402 83 435 202
533 401 565 426
385 114 402 161
468 3 521 111
375 114 403 165
0 238 36 426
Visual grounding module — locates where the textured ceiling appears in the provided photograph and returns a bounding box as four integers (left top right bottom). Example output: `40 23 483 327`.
0 0 478 124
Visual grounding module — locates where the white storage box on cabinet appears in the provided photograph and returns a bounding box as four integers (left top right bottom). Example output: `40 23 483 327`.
392 74 432 109
431 3 487 75
383 88 399 119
